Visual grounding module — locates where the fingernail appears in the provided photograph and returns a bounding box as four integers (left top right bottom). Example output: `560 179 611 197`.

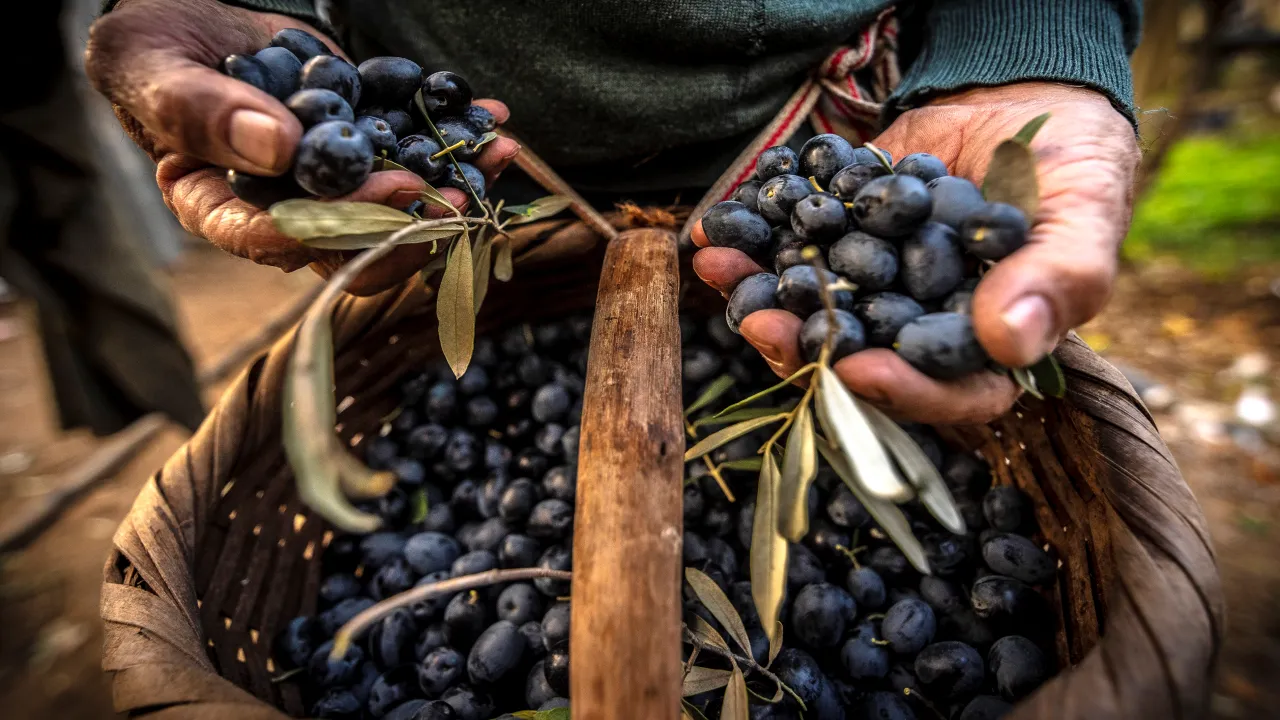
228 110 282 170
740 327 783 366
1001 294 1055 359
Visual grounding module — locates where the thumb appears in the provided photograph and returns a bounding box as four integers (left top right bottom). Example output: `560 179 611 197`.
86 0 303 175
971 185 1125 368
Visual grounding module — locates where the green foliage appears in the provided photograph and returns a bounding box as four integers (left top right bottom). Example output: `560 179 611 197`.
1127 134 1280 274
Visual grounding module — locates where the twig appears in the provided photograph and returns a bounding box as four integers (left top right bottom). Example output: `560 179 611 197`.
682 624 802 707
332 568 572 657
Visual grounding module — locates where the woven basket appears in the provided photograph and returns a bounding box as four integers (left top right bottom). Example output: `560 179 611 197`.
100 216 1223 720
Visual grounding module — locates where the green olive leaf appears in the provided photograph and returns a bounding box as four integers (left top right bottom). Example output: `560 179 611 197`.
816 436 930 574
684 374 736 418
751 454 788 649
717 457 764 473
437 233 475 378
420 184 461 215
502 195 574 224
410 489 429 524
685 567 752 656
683 413 788 462
511 709 569 720
857 401 965 535
493 239 514 282
983 139 1039 219
472 233 493 314
693 404 796 429
813 366 913 502
682 666 733 697
300 224 466 250
271 199 414 240
1013 112 1051 146
777 401 818 541
712 363 815 418
1010 366 1044 400
1028 355 1066 398
473 131 499 150
722 664 750 720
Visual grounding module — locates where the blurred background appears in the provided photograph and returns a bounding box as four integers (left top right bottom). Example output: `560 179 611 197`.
1 0 1278 718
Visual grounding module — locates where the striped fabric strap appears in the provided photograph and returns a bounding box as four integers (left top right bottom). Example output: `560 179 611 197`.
678 11 901 243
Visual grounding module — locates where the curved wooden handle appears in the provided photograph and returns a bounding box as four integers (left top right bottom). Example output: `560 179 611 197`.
571 227 685 720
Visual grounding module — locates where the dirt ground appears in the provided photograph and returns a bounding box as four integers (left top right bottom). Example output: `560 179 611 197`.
0 248 1278 719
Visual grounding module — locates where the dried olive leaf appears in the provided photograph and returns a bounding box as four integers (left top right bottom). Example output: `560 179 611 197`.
814 366 912 501
683 413 787 462
983 139 1039 219
713 363 815 418
681 700 710 720
493 239 514 282
1010 366 1044 400
410 489 429 524
437 233 475 378
684 374 736 417
718 457 764 472
690 615 731 653
777 401 818 541
502 194 574 224
694 403 797 429
857 400 965 535
271 199 414 239
767 621 783 666
284 312 381 533
817 437 930 574
472 233 493 314
1013 112 1051 146
420 184 461 215
682 666 733 697
685 568 752 656
1028 355 1066 398
751 454 788 648
722 664 750 720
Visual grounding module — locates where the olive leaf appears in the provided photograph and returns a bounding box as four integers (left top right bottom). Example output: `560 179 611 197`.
420 184 461 215
684 375 736 418
682 700 710 720
983 139 1039 219
512 709 569 720
1010 366 1043 400
863 142 894 172
502 195 574 224
816 437 930 574
685 568 752 656
857 401 965 535
693 405 795 429
375 157 412 173
751 453 788 649
410 489 429 524
767 621 783 666
333 446 397 500
474 131 499 150
472 233 493 314
437 233 476 378
777 401 818 541
493 239 514 282
713 363 815 418
271 199 414 239
722 664 750 720
1028 355 1066 398
301 224 467 250
813 366 913 502
1013 112 1051 146
718 457 764 472
690 615 731 653
683 413 788 461
682 666 733 697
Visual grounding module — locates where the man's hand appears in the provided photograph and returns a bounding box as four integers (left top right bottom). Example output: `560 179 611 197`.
693 82 1139 424
85 0 521 295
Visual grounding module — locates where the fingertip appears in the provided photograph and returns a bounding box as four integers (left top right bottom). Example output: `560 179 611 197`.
341 170 427 207
739 309 804 378
475 136 521 182
833 350 1020 425
472 99 510 124
691 219 710 248
692 247 766 296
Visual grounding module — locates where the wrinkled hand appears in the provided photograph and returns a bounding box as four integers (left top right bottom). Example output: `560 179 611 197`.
693 82 1139 424
85 0 521 295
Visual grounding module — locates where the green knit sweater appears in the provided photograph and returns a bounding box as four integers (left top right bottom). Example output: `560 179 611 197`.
112 0 1142 196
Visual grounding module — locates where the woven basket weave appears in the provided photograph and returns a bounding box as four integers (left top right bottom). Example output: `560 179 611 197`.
101 216 1223 720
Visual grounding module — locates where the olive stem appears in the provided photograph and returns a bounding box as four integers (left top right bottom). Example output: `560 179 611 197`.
331 567 572 658
682 624 805 708
431 139 468 159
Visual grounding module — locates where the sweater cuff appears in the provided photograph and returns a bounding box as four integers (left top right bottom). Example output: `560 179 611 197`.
101 0 320 24
889 0 1139 122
